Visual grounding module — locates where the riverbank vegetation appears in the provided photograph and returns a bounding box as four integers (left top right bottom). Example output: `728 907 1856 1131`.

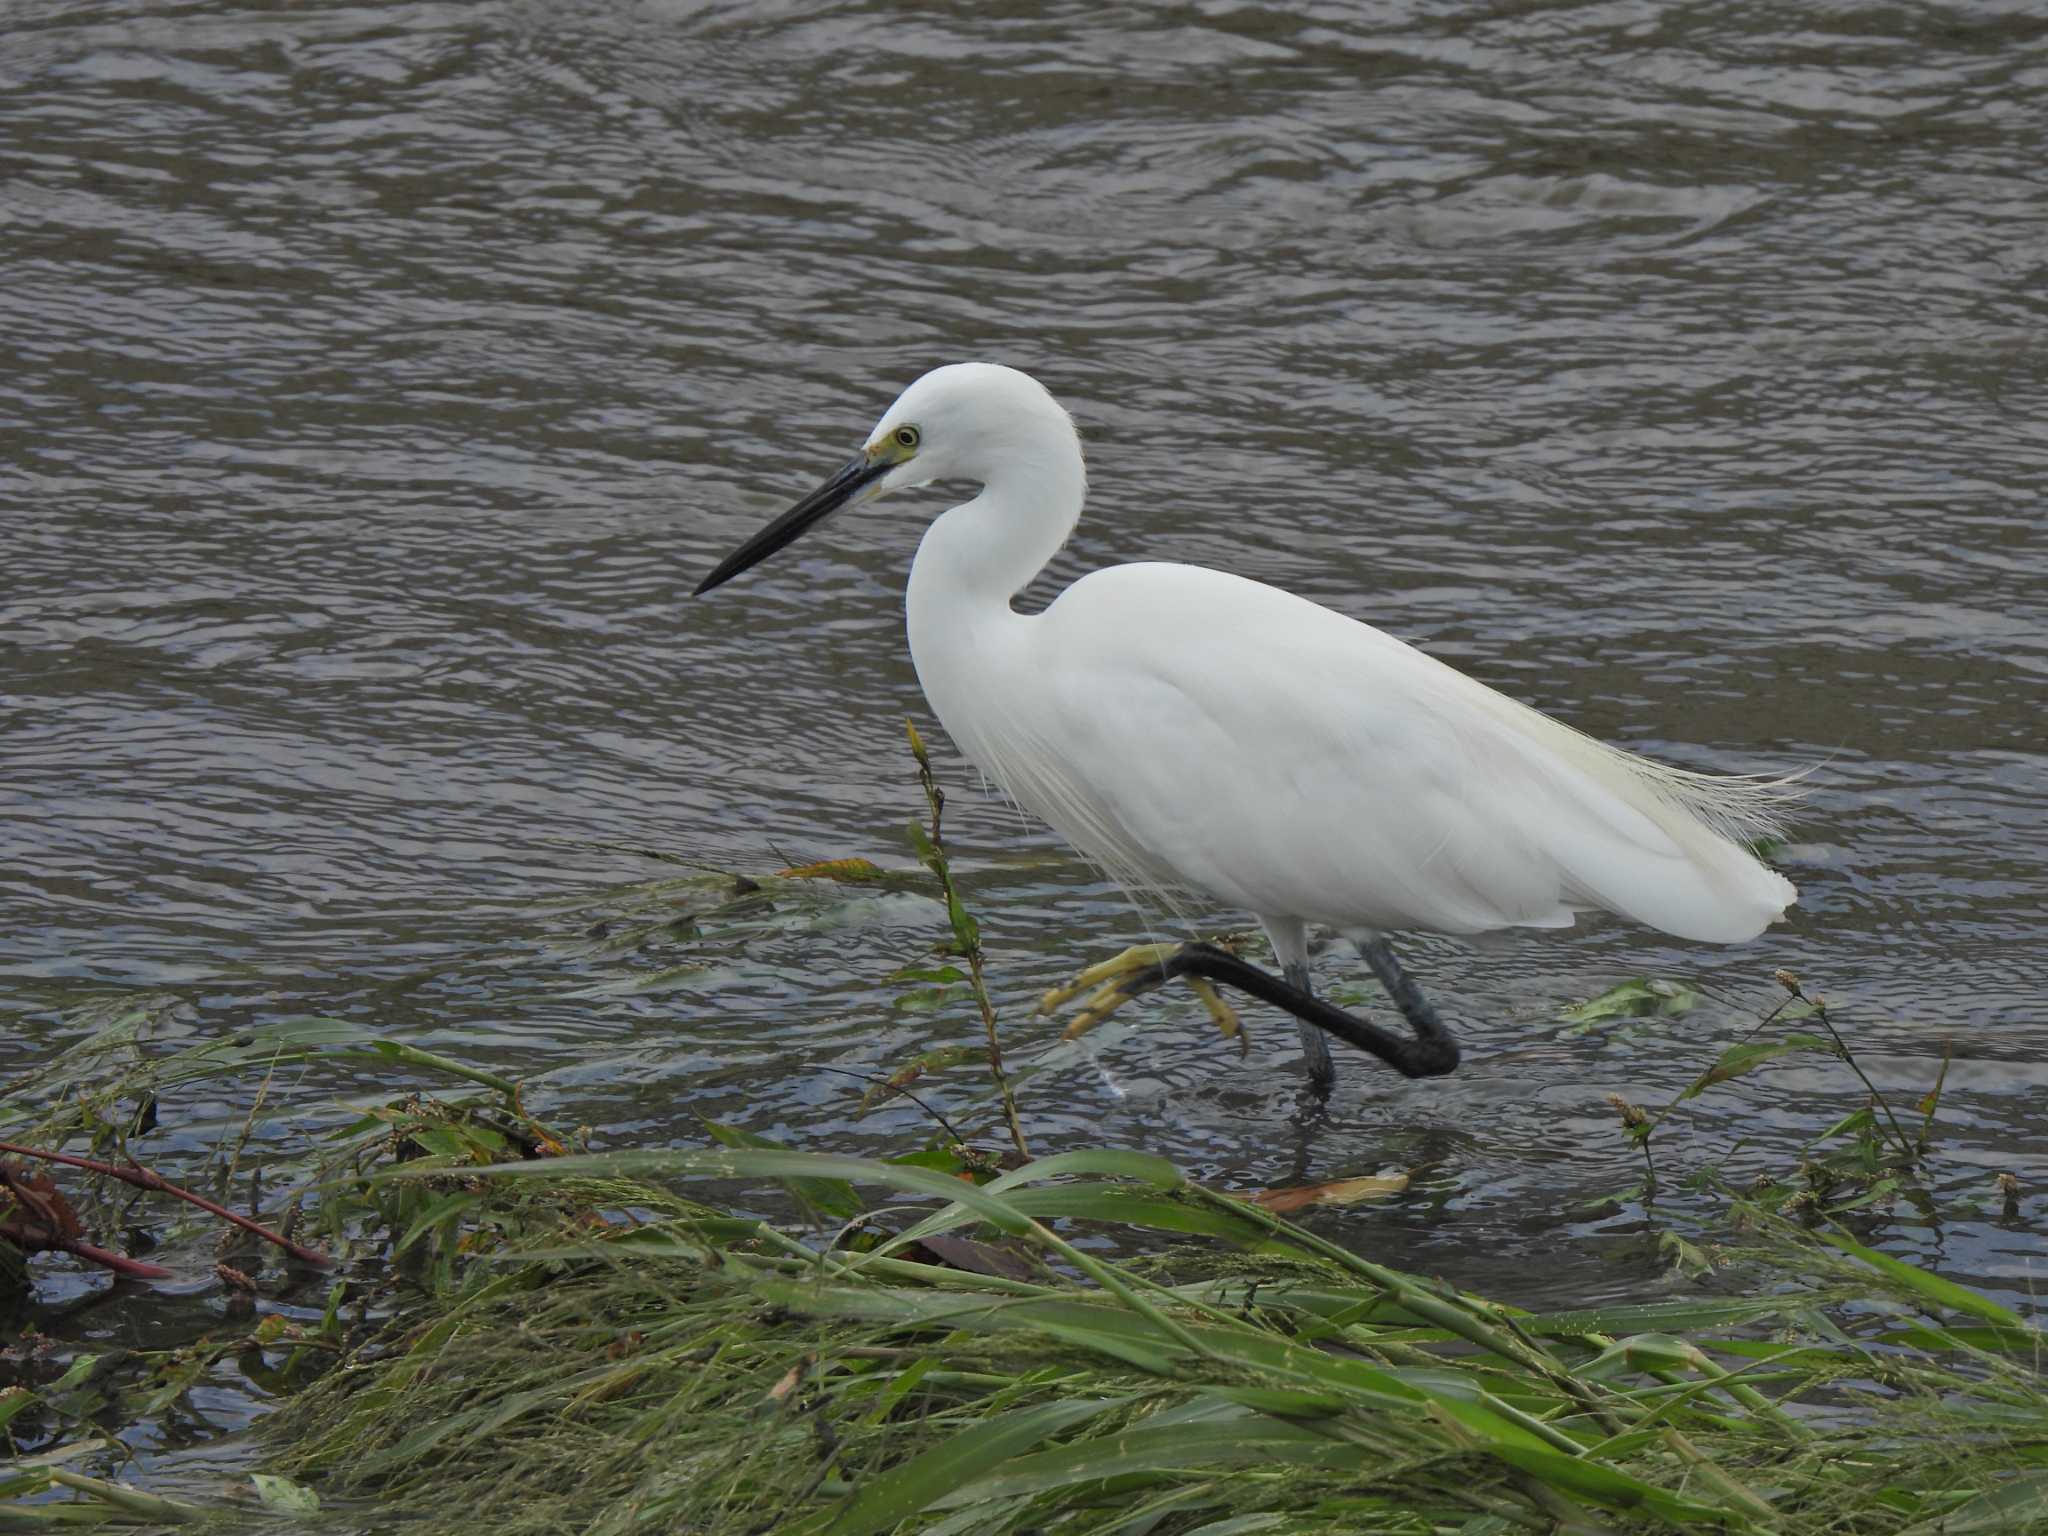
2 749 2041 1532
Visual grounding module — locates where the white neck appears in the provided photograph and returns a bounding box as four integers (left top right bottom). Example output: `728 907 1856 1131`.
904 424 1084 750
908 433 1085 607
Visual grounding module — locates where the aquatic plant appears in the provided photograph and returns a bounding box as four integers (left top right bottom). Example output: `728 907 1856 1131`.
2 750 2039 1532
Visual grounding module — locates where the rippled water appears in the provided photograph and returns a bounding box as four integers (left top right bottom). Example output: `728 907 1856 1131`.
4 0 2045 1428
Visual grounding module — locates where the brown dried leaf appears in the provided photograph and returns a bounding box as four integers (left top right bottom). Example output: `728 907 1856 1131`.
766 1352 815 1405
0 1167 82 1238
605 1330 645 1361
1248 1172 1411 1214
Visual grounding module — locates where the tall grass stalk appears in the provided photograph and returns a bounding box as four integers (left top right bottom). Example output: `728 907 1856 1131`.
905 717 1028 1161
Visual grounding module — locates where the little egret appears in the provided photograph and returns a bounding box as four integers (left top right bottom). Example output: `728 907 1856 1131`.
695 364 1797 1089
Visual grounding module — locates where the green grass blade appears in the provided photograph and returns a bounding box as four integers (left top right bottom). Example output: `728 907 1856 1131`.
1486 1444 1755 1526
979 1149 1188 1192
883 1183 1281 1256
1902 1471 2048 1534
1818 1227 2026 1328
815 1397 1119 1536
703 1121 865 1220
931 1414 1346 1508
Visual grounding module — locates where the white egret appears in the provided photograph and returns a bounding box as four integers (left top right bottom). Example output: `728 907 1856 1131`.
695 363 1797 1089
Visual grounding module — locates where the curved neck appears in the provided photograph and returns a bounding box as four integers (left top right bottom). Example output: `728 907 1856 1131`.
902 419 1084 781
908 429 1085 613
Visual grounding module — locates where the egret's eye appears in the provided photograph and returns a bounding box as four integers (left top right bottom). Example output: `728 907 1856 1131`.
894 425 921 451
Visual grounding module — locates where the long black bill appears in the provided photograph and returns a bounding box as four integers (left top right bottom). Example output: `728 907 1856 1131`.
694 453 890 596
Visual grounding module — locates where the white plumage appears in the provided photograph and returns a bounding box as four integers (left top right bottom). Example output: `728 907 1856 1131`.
698 361 1798 1082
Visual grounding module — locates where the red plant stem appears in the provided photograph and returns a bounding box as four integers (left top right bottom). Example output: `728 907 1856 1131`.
8 1228 178 1286
64 1236 175 1286
0 1141 333 1269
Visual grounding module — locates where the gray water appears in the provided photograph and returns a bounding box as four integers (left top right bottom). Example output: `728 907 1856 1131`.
3 0 2045 1463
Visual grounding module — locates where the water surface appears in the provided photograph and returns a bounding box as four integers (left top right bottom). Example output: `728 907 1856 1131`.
3 0 2045 1465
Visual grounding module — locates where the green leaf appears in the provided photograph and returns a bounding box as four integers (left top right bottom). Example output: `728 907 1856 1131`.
408 1127 481 1161
320 1280 346 1339
456 1122 511 1156
1809 1105 1876 1145
973 1187 1278 1248
943 891 980 952
980 1149 1187 1193
1877 1323 2044 1355
1657 1231 1715 1279
1559 977 1700 1025
357 1038 521 1097
325 1111 397 1141
1203 1386 1350 1418
880 1150 1197 1255
820 1397 1117 1535
1822 1176 1900 1214
1024 1316 1182 1375
250 1474 321 1514
1817 1228 2025 1328
776 857 891 885
858 1356 936 1429
854 1045 986 1115
892 986 965 1014
1580 1332 1705 1376
1681 1033 1838 1097
0 1388 33 1432
44 1470 209 1524
39 1356 104 1397
886 963 968 985
451 1147 1038 1236
933 1414 1343 1507
1517 1297 1797 1336
396 1192 482 1254
1487 1443 1743 1523
1902 1471 2048 1534
904 717 932 771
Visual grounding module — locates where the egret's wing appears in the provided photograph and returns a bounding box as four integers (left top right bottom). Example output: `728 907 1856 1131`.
1009 564 1794 943
1032 610 1580 933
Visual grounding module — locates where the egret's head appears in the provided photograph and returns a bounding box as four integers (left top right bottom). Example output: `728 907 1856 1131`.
693 363 1077 596
865 362 1078 494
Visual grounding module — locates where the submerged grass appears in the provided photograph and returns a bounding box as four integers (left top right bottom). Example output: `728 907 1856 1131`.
5 991 2044 1533
5 748 2044 1532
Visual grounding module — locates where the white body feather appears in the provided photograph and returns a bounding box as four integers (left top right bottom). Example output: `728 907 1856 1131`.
882 363 1796 947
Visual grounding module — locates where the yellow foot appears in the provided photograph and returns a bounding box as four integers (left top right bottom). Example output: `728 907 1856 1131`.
1036 942 1248 1053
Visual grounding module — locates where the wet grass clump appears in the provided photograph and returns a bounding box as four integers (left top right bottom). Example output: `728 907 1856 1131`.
260 1138 2047 1535
3 746 2043 1532
4 997 2045 1533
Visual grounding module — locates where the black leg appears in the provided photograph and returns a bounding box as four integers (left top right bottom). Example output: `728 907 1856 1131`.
1285 959 1336 1094
1355 936 1460 1074
1153 940 1460 1080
